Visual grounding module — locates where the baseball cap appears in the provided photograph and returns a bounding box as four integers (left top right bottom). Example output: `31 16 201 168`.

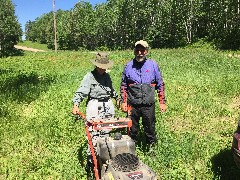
135 40 149 48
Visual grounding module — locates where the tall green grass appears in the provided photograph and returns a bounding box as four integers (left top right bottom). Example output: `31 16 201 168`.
0 47 239 179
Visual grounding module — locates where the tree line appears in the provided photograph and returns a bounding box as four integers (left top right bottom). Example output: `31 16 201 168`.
0 0 22 57
1 0 240 57
25 0 240 50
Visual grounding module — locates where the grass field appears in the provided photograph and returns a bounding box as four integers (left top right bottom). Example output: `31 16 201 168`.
0 46 240 179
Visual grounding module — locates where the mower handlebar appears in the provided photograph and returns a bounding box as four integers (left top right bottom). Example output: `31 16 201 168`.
76 111 86 120
75 112 132 130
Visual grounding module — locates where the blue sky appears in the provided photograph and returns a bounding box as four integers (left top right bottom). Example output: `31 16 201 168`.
12 0 106 32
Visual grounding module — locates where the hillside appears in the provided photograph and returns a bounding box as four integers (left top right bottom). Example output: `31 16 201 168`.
0 47 240 179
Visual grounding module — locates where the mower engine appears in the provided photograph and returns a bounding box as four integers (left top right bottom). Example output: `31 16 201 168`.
232 132 240 169
82 116 158 180
232 118 240 169
97 134 135 162
97 134 157 180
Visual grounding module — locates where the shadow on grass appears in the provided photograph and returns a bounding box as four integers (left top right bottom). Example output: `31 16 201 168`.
77 142 88 168
11 48 24 56
0 48 24 57
211 148 240 180
135 130 149 152
0 72 54 103
0 71 54 117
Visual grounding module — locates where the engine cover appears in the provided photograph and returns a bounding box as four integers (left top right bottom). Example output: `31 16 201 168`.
97 135 135 162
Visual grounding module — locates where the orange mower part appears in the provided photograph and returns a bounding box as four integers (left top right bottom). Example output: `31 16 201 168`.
232 133 240 169
77 112 133 180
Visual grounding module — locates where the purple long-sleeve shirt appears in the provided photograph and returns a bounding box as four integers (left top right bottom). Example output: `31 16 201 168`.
121 58 166 105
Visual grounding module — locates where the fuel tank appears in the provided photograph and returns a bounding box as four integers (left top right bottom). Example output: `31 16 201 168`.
97 135 136 162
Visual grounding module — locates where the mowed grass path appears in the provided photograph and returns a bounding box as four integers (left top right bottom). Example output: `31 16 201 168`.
0 47 239 179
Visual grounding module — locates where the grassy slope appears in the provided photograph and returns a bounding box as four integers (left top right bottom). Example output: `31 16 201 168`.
0 47 240 179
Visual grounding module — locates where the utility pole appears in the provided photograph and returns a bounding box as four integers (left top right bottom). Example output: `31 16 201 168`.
52 0 57 52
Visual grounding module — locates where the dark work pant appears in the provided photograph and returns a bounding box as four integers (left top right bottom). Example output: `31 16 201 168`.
130 103 157 144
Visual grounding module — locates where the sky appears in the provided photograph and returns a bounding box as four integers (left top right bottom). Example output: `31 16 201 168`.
12 0 106 33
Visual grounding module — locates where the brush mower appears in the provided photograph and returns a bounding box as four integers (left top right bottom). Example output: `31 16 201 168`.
232 118 240 169
76 112 158 180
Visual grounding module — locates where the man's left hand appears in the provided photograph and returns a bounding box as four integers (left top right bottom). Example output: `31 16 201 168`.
160 103 167 112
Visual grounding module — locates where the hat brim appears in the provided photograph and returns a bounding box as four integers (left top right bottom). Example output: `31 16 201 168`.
90 59 114 69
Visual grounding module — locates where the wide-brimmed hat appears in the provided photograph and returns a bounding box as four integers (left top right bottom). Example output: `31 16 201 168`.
90 52 114 69
135 40 149 49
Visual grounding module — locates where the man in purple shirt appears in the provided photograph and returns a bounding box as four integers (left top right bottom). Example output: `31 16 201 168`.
120 40 167 146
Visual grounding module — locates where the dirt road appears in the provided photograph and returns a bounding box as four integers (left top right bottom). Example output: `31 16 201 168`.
14 45 46 52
